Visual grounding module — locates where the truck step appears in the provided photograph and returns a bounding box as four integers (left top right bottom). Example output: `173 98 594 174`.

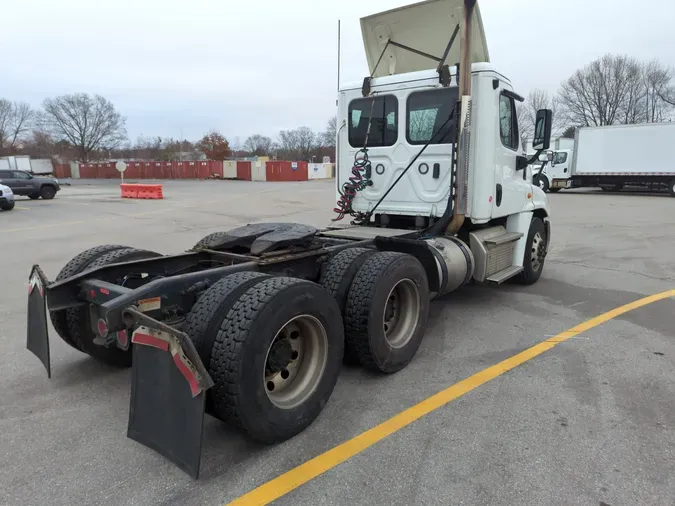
487 265 524 284
484 232 523 245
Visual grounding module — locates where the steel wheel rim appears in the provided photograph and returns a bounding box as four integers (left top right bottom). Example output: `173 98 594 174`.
263 314 328 410
538 178 545 189
531 232 545 272
383 279 420 349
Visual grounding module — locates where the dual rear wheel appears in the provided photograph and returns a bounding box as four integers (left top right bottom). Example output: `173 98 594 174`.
50 243 430 444
185 249 429 443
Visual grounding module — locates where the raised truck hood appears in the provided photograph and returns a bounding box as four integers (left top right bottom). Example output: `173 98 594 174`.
360 0 490 78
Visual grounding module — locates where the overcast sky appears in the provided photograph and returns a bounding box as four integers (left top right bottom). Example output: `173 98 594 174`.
3 0 674 145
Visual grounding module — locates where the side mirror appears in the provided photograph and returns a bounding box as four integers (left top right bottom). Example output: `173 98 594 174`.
547 151 554 161
532 109 553 151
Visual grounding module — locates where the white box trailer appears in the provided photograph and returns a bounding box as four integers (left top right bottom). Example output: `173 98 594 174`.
539 122 675 196
29 159 55 175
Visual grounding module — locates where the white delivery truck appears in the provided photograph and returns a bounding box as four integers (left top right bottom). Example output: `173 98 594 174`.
535 122 675 196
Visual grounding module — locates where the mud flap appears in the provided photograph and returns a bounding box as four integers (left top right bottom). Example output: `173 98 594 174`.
127 322 214 479
27 265 51 378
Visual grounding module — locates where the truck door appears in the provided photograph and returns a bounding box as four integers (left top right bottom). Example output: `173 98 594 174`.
10 170 34 193
549 150 570 180
493 89 531 217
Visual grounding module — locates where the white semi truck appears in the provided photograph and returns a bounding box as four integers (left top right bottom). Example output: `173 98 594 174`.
534 122 675 196
25 0 554 478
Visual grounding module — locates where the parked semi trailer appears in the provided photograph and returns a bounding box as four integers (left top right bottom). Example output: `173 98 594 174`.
26 0 554 478
534 122 675 196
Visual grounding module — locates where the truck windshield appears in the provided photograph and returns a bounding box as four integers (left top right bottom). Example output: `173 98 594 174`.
348 96 398 148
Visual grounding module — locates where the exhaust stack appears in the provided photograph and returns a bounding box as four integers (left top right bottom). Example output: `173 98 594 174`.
446 0 475 235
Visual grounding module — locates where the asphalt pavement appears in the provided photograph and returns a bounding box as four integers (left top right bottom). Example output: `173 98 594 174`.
1 181 674 506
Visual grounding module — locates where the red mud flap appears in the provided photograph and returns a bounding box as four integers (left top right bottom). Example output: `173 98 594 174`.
26 265 51 378
127 322 214 479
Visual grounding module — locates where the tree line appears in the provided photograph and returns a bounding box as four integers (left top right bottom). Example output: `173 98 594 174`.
517 54 675 142
0 94 338 162
2 53 673 162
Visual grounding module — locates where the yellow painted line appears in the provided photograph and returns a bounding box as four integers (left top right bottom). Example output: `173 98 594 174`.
1 188 279 233
228 289 675 506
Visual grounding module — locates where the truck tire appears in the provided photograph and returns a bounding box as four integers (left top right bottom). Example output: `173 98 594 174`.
28 193 40 200
191 232 229 250
318 247 376 364
516 217 547 285
65 247 162 367
343 251 430 374
536 175 550 192
548 188 561 193
209 276 344 444
184 271 271 367
49 244 130 350
669 179 675 197
40 185 57 200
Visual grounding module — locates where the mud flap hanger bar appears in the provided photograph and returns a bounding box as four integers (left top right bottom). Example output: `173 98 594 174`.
124 307 214 479
362 24 460 96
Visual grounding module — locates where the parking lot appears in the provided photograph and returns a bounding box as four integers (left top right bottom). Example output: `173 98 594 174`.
1 179 674 506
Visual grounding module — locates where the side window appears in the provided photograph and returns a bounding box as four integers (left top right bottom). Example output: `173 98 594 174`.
406 88 458 145
12 171 30 179
554 152 568 164
0 171 11 178
499 94 519 151
348 95 398 148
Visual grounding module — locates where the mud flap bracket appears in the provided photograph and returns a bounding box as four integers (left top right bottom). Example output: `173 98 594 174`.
126 311 214 479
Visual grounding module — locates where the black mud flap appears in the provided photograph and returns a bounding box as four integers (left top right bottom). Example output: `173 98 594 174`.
126 316 214 479
27 265 51 378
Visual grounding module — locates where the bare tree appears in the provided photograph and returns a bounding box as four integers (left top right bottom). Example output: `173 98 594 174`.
295 126 316 160
643 59 675 122
558 54 645 127
0 99 34 153
41 93 127 161
21 129 55 158
519 89 566 139
243 134 273 156
320 116 337 147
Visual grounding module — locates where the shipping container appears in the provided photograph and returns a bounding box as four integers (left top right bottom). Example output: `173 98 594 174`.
197 161 210 179
266 161 308 181
223 161 237 179
251 161 266 181
237 161 252 181
53 163 72 179
308 163 330 179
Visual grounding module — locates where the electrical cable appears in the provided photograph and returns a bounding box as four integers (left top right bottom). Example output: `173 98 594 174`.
332 97 378 222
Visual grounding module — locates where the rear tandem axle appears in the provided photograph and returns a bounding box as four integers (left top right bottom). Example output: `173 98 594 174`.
27 222 443 478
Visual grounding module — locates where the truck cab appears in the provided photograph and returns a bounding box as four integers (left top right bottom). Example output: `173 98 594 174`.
333 0 552 286
532 148 573 192
337 64 547 224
